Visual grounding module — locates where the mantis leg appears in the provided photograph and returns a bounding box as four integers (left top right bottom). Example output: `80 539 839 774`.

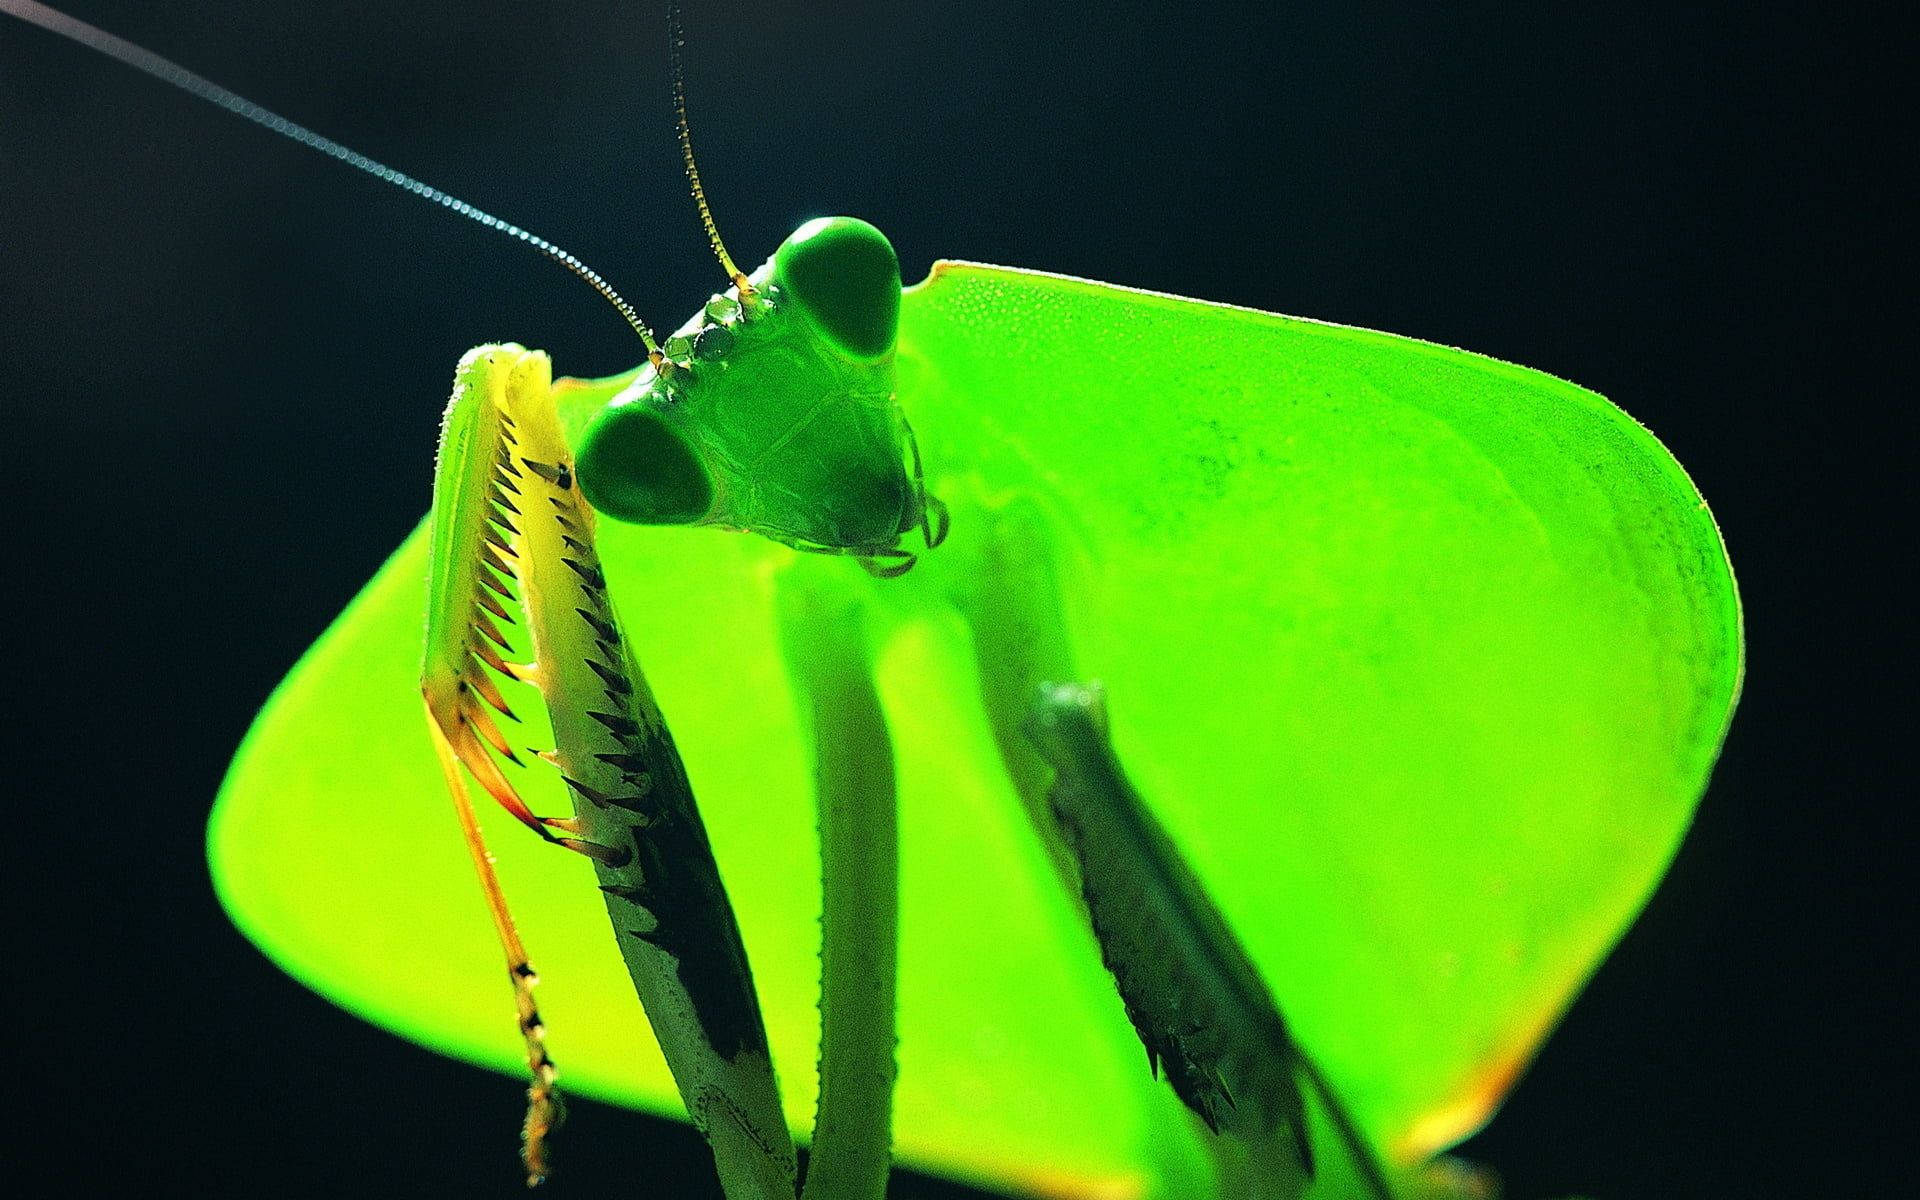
420 350 565 1186
423 713 563 1185
423 345 795 1200
1024 683 1397 1200
777 559 901 1200
942 497 1389 1196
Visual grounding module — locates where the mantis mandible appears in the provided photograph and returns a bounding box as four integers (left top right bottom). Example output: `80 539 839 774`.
4 3 1744 1198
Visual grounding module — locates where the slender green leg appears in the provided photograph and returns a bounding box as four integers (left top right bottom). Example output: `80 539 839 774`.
938 495 1086 888
777 560 900 1200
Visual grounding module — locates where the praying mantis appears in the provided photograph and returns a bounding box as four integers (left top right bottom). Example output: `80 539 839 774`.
3 3 1743 1198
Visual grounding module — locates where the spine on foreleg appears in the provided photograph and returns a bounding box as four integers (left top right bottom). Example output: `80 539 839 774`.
497 347 797 1198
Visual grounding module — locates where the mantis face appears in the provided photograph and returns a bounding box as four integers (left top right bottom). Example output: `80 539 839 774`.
577 217 941 565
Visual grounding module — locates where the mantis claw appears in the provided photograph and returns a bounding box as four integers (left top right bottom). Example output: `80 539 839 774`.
521 1061 566 1188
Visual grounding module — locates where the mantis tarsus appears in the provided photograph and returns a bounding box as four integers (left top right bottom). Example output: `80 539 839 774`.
6 3 1743 1198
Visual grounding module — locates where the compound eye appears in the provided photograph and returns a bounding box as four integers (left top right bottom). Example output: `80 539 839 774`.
576 400 714 526
772 216 901 360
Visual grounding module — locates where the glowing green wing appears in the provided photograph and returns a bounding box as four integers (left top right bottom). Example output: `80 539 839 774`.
895 262 1741 1171
210 263 1740 1199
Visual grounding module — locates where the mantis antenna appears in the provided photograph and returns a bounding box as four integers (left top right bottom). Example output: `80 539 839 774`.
0 0 668 366
668 1 752 297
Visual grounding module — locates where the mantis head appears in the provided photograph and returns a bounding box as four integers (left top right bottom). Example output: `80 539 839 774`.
576 217 944 569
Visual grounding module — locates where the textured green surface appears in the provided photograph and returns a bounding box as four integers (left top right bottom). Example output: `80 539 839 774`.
210 262 1740 1198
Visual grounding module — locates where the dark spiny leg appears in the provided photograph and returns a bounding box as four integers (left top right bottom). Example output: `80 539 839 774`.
1023 683 1396 1200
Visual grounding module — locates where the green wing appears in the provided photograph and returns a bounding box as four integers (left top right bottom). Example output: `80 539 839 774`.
210 263 1740 1198
897 262 1740 1174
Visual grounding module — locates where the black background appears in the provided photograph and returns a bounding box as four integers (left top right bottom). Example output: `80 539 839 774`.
1 2 1905 1197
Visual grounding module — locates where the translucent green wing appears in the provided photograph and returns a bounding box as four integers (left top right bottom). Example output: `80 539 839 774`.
210 264 1740 1199
894 263 1742 1168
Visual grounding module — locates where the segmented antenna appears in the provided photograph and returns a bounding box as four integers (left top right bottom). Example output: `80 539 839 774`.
668 0 752 297
2 0 664 363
